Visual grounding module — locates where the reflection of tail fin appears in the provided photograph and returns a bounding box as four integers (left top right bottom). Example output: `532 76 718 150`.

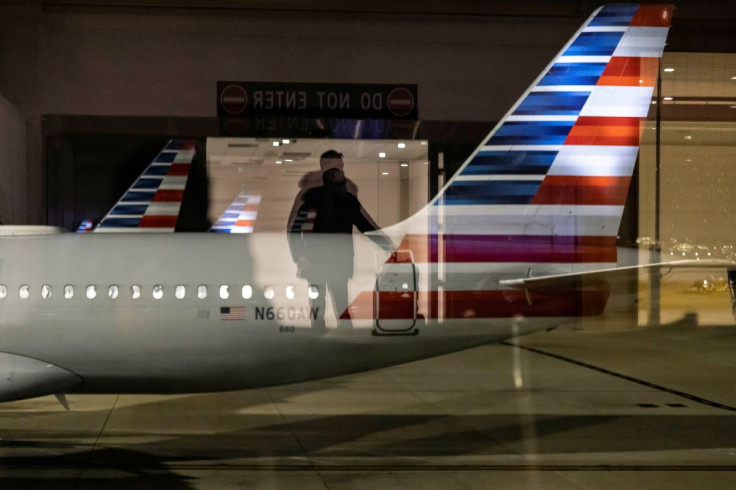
95 139 196 233
407 4 673 265
209 191 262 233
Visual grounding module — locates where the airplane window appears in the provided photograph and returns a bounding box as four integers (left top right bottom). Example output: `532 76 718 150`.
175 285 186 299
86 285 97 299
108 285 119 300
131 284 141 299
19 285 30 299
64 285 74 299
153 285 164 300
219 285 230 299
41 284 52 299
0 285 6 299
263 286 275 300
197 285 207 299
241 285 252 299
286 285 295 300
308 285 319 300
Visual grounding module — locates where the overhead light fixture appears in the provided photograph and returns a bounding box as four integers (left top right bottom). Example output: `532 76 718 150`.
285 159 293 162
275 160 283 165
664 67 675 72
397 142 406 149
282 139 290 144
381 171 389 175
400 162 409 167
663 96 674 101
379 152 386 158
684 135 692 140
272 141 280 147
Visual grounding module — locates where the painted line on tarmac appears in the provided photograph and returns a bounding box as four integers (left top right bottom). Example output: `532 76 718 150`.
500 340 736 413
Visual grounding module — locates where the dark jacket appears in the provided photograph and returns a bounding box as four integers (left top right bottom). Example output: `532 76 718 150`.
289 184 383 279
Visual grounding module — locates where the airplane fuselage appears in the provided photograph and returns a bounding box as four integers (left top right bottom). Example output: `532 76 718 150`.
0 230 583 395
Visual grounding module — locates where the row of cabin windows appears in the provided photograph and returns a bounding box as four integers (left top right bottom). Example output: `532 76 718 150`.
0 284 319 301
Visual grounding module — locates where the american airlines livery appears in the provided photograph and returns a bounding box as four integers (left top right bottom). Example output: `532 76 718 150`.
1 4 706 407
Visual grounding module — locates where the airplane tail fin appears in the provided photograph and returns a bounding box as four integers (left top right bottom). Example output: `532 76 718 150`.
400 4 674 265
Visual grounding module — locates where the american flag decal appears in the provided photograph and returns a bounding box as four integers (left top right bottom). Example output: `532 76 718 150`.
220 306 245 321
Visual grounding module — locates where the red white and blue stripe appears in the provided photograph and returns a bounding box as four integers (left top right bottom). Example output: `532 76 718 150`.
210 191 262 234
346 4 674 322
95 139 196 233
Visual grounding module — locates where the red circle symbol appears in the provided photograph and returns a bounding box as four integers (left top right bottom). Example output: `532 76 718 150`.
220 84 248 115
387 87 415 117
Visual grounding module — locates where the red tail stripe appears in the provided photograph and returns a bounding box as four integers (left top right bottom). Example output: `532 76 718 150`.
597 57 659 87
139 215 178 228
342 288 610 320
565 116 644 146
630 4 674 27
532 176 632 206
152 190 184 202
395 234 617 264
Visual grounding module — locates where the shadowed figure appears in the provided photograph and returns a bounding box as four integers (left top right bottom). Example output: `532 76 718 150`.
289 167 391 329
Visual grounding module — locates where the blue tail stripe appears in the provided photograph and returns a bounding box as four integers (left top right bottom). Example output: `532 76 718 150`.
539 63 607 86
487 121 575 146
563 32 625 57
110 204 149 215
462 151 557 176
513 91 590 116
588 4 638 26
98 217 142 228
154 152 177 163
121 191 155 203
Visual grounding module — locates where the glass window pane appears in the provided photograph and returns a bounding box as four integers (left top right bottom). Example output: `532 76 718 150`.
86 285 97 299
108 285 119 299
64 285 74 299
0 285 8 299
131 284 141 299
241 285 252 299
197 285 208 299
219 285 230 299
41 284 52 299
263 285 275 299
19 285 30 299
175 285 186 299
153 285 163 300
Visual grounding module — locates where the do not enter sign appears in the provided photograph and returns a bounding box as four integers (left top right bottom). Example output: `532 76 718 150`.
219 84 248 115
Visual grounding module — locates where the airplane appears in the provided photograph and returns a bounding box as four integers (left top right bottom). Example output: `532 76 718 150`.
1 3 712 407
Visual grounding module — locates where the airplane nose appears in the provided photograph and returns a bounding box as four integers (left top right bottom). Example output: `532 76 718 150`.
0 352 83 403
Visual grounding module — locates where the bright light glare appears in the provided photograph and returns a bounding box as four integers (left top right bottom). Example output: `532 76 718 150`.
272 141 280 147
400 162 409 167
664 67 675 72
397 142 406 149
379 152 386 158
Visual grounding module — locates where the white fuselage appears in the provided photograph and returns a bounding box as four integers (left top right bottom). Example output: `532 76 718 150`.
0 231 578 394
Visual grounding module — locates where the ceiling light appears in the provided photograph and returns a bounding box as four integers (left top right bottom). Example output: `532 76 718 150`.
662 96 674 101
664 67 675 72
282 139 290 144
275 160 283 164
684 135 692 140
379 152 386 158
400 162 409 167
285 159 293 162
731 76 736 80
397 142 406 149
381 171 389 175
420 141 427 146
272 141 280 147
